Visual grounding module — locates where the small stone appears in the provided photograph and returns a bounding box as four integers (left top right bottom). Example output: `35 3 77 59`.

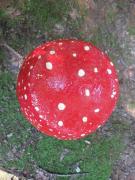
84 140 91 145
76 167 81 173
7 133 13 138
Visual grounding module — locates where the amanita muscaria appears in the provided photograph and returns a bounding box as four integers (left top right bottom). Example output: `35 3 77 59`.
16 39 119 140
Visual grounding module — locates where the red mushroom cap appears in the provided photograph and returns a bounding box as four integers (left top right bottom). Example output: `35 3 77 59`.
16 39 119 140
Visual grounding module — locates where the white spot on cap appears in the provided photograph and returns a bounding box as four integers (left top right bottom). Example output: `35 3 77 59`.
24 86 26 90
28 83 30 87
24 94 27 100
37 124 42 130
82 116 88 123
28 72 31 76
49 50 55 55
58 103 66 111
110 62 114 66
85 140 91 145
98 125 101 128
30 65 33 70
111 95 114 98
76 167 81 173
112 91 116 95
84 45 90 51
94 67 98 73
37 74 43 78
94 108 100 113
18 82 20 86
38 55 42 60
41 47 45 50
111 92 116 98
49 128 53 132
59 42 63 45
107 69 112 74
39 115 44 119
46 62 53 70
35 107 39 111
81 134 85 137
78 69 85 77
85 89 90 96
72 53 77 57
58 121 63 127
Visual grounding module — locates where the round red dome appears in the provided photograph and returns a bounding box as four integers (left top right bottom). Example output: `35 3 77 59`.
16 39 119 140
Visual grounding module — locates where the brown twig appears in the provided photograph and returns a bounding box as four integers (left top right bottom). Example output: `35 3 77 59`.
36 167 90 178
53 172 90 177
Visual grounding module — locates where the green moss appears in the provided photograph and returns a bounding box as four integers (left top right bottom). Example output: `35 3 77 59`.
3 132 123 179
0 72 32 164
22 0 70 32
0 9 7 19
128 26 135 36
0 0 81 54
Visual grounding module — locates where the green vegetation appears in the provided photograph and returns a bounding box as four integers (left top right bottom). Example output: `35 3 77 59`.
0 9 6 20
22 0 70 30
0 0 81 54
128 26 135 36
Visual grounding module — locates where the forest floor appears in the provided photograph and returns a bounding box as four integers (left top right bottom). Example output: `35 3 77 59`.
0 0 135 179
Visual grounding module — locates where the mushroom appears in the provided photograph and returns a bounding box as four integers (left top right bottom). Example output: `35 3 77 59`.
16 39 119 140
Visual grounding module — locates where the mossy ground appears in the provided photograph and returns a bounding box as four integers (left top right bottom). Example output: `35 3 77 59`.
0 1 128 179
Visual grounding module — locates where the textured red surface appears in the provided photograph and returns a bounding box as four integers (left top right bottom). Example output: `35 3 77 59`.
16 39 119 140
